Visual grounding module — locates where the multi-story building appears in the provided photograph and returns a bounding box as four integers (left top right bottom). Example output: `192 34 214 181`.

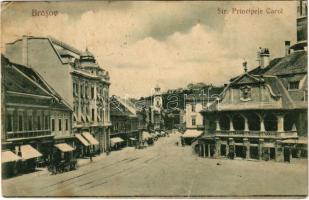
182 88 224 145
198 3 307 162
110 96 142 149
5 36 111 154
1 55 73 174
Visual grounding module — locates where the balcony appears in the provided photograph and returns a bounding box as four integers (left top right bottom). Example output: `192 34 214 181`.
213 130 297 138
6 129 52 140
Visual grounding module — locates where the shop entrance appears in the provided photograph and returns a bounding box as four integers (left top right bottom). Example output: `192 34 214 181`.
250 146 259 159
235 145 246 158
220 144 227 156
284 147 291 162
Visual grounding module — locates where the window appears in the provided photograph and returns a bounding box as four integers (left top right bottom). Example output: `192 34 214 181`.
37 116 41 130
51 119 55 131
18 115 23 131
85 86 88 99
191 104 196 112
73 83 76 97
289 81 300 90
65 119 69 131
44 116 49 129
92 109 95 121
7 114 12 132
59 119 62 131
91 87 94 99
28 116 33 131
80 85 83 98
192 117 196 126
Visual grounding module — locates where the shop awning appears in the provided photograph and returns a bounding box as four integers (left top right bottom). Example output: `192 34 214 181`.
142 131 152 140
54 143 74 152
82 132 99 145
111 137 125 146
2 151 21 163
20 145 42 160
75 134 90 146
129 137 137 141
182 130 203 138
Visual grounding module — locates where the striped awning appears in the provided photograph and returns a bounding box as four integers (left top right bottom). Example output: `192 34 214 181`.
75 134 90 146
20 145 42 160
54 143 74 152
2 151 21 163
182 130 203 138
111 137 125 146
82 132 99 145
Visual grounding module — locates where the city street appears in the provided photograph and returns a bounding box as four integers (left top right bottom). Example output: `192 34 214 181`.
2 132 307 197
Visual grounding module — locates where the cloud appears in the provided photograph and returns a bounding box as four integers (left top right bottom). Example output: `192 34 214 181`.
1 1 297 98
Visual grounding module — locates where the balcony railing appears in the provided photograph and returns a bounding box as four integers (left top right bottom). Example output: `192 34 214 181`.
6 129 52 140
213 130 297 138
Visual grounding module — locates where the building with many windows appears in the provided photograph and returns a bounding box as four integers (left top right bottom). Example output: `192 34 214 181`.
1 55 73 175
197 1 307 162
110 96 143 149
5 36 111 154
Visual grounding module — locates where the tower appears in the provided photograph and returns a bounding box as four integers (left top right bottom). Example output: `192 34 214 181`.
153 84 162 112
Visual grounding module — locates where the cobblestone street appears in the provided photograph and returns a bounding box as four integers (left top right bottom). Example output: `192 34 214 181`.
2 132 307 197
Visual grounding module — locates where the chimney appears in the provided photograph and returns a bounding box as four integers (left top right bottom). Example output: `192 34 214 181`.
285 41 291 56
257 47 270 68
22 35 28 66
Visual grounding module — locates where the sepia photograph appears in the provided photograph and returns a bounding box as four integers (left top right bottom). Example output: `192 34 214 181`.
1 0 308 197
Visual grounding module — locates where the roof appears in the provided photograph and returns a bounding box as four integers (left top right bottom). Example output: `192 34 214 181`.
263 51 307 76
3 55 73 111
110 96 138 117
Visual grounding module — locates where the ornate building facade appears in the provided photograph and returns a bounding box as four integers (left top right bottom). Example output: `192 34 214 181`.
5 36 111 154
197 2 307 162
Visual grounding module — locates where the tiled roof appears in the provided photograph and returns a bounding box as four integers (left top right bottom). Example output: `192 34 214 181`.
263 51 307 76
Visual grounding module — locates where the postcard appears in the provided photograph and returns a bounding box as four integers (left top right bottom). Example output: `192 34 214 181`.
1 0 308 197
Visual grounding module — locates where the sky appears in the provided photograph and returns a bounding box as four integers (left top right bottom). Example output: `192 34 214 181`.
1 1 297 98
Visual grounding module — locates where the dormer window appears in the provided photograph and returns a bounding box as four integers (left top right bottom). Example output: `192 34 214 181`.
240 86 251 101
289 81 300 90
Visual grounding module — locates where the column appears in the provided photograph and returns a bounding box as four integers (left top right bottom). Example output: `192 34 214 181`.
228 138 235 159
244 117 249 132
207 144 211 157
199 143 202 157
215 120 220 131
243 138 250 159
258 138 264 160
215 137 221 158
277 114 284 132
229 116 234 131
203 144 206 158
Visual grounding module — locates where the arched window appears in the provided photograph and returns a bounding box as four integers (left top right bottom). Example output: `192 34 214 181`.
264 114 277 131
232 114 245 130
247 113 260 131
219 115 230 130
284 113 296 131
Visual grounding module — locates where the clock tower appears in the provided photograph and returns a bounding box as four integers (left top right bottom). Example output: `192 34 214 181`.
153 84 162 112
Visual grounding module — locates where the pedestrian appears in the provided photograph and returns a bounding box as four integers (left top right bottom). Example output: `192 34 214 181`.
90 152 93 162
